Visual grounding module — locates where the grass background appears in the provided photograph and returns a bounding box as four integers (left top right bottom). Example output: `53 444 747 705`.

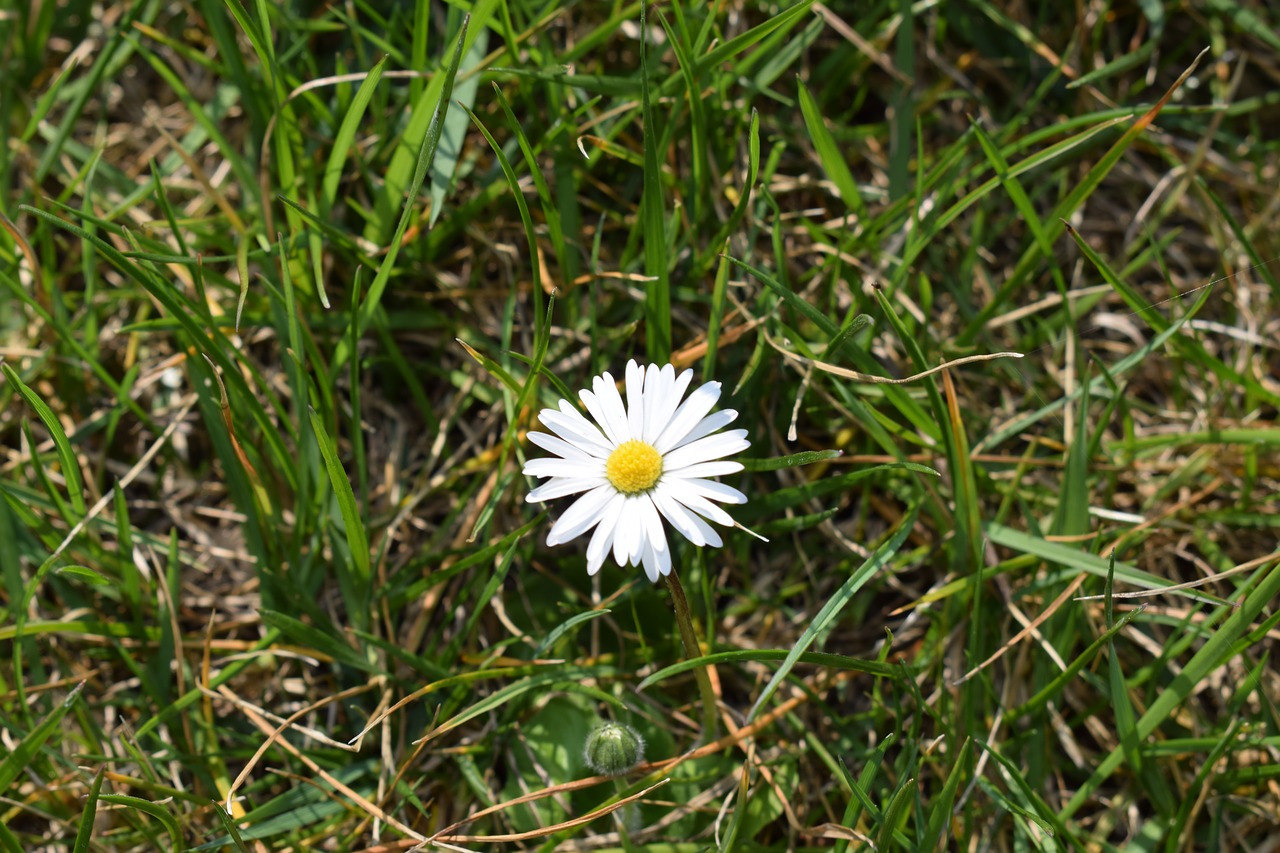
3 0 1280 849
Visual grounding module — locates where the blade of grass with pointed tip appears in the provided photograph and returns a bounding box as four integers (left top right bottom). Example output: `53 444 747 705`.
977 281 1214 450
920 738 972 851
99 794 185 850
739 449 843 472
876 778 916 851
335 15 470 372
492 84 567 289
1063 221 1278 406
702 108 759 276
749 503 920 721
640 3 670 363
971 119 1067 299
370 3 495 241
307 406 370 617
1105 555 1175 816
985 523 1186 594
321 54 387 213
0 682 83 792
1008 604 1145 721
3 364 87 516
72 767 106 853
684 0 815 89
658 7 708 225
259 609 378 674
797 76 864 217
701 244 733 382
960 47 1210 341
1062 556 1280 819
974 739 1070 842
207 803 251 853
639 648 898 691
459 105 554 541
428 25 486 228
725 254 937 442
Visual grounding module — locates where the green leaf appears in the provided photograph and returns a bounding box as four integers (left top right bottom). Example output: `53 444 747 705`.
739 449 843 471
640 2 671 363
2 364 87 515
72 767 106 853
307 406 371 596
93 797 183 851
749 504 921 720
321 54 387 212
639 648 899 690
0 682 84 792
259 610 378 674
1062 556 1280 819
56 565 110 585
920 739 972 851
797 76 864 216
336 14 471 371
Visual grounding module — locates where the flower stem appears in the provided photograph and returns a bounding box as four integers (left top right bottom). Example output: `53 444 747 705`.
665 570 718 740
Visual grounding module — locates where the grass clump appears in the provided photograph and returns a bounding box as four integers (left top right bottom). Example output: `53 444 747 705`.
2 0 1280 850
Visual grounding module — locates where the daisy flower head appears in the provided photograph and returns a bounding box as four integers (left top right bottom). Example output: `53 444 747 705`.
523 360 750 582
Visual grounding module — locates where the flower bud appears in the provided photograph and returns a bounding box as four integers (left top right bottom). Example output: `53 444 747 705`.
584 722 645 776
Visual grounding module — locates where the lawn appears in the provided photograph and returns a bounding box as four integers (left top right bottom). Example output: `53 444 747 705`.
3 0 1280 850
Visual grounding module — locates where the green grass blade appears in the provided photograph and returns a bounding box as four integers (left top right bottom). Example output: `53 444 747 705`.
98 795 186 850
0 682 84 792
1061 556 1280 820
2 364 87 516
797 77 864 217
336 14 471 371
640 2 670 363
307 406 371 619
72 767 107 853
321 54 387 212
920 739 972 851
749 503 921 721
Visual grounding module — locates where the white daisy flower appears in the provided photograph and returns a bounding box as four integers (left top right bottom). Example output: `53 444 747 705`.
523 359 750 582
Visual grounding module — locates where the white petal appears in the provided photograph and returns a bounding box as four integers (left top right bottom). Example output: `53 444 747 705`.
651 484 722 548
612 510 643 566
654 380 722 452
661 430 750 470
527 477 607 502
664 460 745 478
666 409 739 452
653 537 673 577
528 431 601 462
644 366 694 444
641 364 666 443
668 487 735 526
578 389 622 446
539 405 615 455
672 478 748 505
523 458 606 480
641 540 661 582
586 493 626 573
626 496 653 564
625 360 645 439
638 495 668 554
546 485 615 546
594 373 632 442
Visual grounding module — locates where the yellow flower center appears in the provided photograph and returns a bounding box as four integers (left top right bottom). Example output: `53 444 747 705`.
605 440 663 495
